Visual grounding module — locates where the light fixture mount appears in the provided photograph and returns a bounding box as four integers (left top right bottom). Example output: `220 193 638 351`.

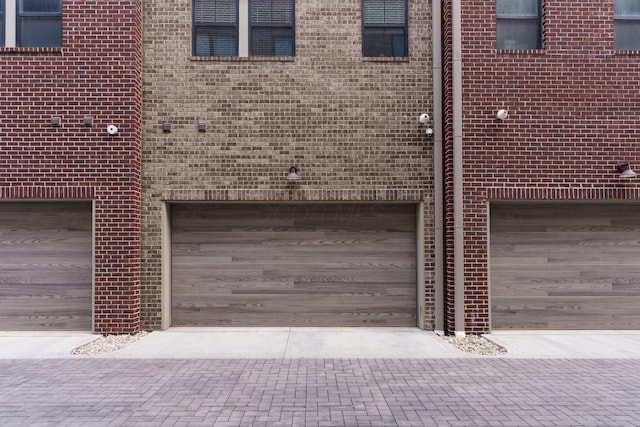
616 163 637 178
287 166 300 181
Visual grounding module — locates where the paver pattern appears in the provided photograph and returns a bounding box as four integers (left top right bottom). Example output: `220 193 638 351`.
1 358 639 426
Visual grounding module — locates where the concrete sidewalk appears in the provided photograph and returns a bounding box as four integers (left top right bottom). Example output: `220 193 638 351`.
488 330 640 359
105 328 469 359
1 328 640 359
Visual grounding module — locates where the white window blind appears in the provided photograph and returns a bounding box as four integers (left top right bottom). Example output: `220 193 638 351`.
250 0 294 56
362 0 407 57
193 0 238 56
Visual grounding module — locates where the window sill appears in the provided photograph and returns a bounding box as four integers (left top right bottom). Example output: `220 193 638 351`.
0 47 62 54
362 56 410 62
614 49 640 55
496 49 545 55
190 56 295 62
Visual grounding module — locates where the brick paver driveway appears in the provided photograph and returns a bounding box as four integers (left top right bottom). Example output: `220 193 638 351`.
1 358 639 426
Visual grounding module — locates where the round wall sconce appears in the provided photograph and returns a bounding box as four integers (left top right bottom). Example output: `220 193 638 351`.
496 109 509 121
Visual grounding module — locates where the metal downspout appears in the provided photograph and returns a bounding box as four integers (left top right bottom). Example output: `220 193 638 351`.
452 0 466 337
432 0 444 336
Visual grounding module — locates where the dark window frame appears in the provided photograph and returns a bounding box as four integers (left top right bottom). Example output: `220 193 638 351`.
614 0 640 50
192 0 239 57
361 0 409 58
496 0 542 50
16 0 63 48
248 0 295 57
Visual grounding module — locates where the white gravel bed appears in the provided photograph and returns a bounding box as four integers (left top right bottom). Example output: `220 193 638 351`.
71 331 149 356
442 335 507 356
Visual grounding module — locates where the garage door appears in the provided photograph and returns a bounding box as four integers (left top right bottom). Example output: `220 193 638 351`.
171 204 417 326
0 202 92 330
491 203 640 329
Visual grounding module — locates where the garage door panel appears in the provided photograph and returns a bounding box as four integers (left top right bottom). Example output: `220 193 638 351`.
0 282 91 297
493 279 615 297
172 294 416 327
175 281 416 297
493 296 640 329
494 269 639 297
172 204 417 327
0 202 92 331
174 251 415 265
0 265 90 280
491 203 640 330
0 312 90 330
172 204 416 229
175 237 414 255
174 268 415 285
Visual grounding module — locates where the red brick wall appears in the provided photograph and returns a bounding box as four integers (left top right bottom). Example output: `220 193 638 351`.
0 0 143 334
454 0 640 333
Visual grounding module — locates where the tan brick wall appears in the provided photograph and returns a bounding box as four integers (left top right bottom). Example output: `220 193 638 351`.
141 0 435 329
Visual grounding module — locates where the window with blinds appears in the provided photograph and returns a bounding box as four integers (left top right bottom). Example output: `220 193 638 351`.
250 0 294 56
496 0 542 50
193 0 238 56
17 0 63 47
614 0 640 50
362 0 407 57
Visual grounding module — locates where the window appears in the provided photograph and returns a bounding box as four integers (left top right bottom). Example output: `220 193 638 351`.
250 0 294 56
1 0 62 48
362 0 407 57
193 0 294 57
496 0 542 50
193 0 238 56
614 0 640 50
18 0 62 47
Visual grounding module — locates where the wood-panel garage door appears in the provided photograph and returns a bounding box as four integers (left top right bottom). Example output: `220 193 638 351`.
171 204 417 326
491 203 640 330
0 202 92 330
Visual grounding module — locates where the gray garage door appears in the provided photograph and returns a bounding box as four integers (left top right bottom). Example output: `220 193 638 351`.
171 204 417 326
491 203 640 330
0 202 92 330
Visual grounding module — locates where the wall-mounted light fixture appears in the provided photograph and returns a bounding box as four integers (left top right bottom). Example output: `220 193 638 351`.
197 122 206 132
616 163 637 178
83 116 93 127
496 109 509 121
162 122 172 133
107 125 118 136
418 113 433 136
287 166 300 181
51 116 61 127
